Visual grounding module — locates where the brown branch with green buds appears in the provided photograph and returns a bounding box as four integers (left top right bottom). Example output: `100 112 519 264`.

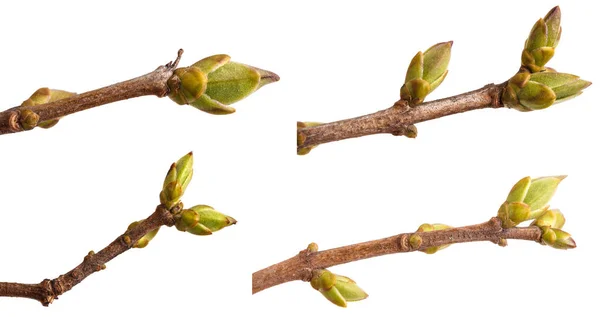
252 175 575 307
0 49 279 135
0 152 236 306
297 6 591 155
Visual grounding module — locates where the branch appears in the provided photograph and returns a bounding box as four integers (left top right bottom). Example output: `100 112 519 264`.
0 205 175 306
297 7 592 154
0 49 184 135
0 152 236 307
252 217 541 294
297 83 506 152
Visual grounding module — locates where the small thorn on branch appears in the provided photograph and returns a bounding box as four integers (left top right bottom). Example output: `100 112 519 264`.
167 49 184 69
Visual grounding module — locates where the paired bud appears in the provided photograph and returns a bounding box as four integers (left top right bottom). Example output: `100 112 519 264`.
531 209 576 249
502 71 591 112
413 223 452 254
297 121 322 155
160 152 194 209
400 42 452 105
174 205 236 235
497 176 565 228
167 54 279 115
310 269 368 308
127 221 160 248
521 7 561 72
19 88 76 129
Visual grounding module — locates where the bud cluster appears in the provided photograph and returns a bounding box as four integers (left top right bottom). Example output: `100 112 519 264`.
497 176 575 250
503 6 590 111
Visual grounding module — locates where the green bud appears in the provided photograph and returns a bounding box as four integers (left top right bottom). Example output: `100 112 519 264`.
541 227 576 249
499 176 565 227
503 72 590 111
522 7 561 72
19 109 39 130
191 205 236 233
310 270 367 308
409 234 423 249
531 209 565 229
160 152 195 209
400 42 452 105
297 121 322 155
19 88 76 129
177 205 237 236
307 242 319 253
404 124 418 138
416 223 452 254
168 55 279 115
127 221 160 249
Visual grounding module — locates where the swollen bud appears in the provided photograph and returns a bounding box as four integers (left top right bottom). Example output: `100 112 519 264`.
167 55 279 115
540 227 576 249
18 109 39 131
416 223 452 254
19 88 76 129
160 152 194 209
502 72 591 111
310 270 368 308
127 221 160 249
174 205 236 236
521 7 562 72
400 42 452 105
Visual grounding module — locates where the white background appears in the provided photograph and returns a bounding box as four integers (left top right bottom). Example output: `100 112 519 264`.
0 0 598 316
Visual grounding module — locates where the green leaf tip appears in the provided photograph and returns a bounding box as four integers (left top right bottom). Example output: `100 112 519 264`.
400 41 452 105
168 55 279 115
310 270 368 308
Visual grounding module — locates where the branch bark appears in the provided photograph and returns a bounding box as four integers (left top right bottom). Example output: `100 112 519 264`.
252 217 541 294
297 83 506 151
0 205 175 306
0 49 184 135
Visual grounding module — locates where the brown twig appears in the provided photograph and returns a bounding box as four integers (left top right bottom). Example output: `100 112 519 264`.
297 83 506 151
0 205 175 306
252 217 542 294
0 49 184 135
